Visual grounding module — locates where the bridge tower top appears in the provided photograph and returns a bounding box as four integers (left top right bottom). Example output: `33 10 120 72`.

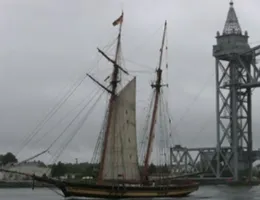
213 1 250 60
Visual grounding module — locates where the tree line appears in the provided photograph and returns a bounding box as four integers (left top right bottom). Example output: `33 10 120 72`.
0 152 170 179
50 162 98 178
50 162 170 178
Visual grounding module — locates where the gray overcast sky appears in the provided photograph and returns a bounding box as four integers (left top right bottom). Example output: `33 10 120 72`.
0 0 260 164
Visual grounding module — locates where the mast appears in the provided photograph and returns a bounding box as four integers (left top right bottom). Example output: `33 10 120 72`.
143 21 167 181
97 12 124 184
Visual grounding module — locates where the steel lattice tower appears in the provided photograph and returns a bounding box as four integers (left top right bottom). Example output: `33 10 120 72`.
213 1 260 181
169 1 260 182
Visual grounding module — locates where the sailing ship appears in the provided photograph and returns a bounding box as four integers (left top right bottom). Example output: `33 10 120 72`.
1 12 199 198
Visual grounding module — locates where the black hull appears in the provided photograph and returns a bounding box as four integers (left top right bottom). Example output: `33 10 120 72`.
33 176 199 198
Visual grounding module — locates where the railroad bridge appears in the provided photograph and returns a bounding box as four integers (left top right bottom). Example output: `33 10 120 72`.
170 1 260 181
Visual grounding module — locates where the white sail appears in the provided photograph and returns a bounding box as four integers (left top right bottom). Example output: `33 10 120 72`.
102 77 140 182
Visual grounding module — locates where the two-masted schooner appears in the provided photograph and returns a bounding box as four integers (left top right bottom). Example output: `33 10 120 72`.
1 12 199 198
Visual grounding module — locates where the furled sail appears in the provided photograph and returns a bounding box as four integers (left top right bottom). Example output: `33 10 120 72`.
102 77 140 182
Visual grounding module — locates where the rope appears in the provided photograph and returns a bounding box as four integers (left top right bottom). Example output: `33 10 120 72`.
48 89 102 155
172 71 215 132
123 59 154 71
91 100 109 164
15 75 87 156
127 24 164 59
34 87 99 147
88 36 118 74
160 91 170 165
14 35 116 158
138 90 155 165
21 88 102 166
50 90 104 164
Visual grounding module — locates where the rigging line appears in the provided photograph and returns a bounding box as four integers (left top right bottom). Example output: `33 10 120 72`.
166 99 181 146
52 91 104 164
161 93 169 167
139 90 155 165
128 70 153 74
172 71 215 132
187 117 213 145
160 90 171 141
91 105 109 164
33 87 99 146
16 75 86 151
127 24 164 59
158 94 164 167
124 58 154 71
16 75 87 156
106 53 154 72
138 92 153 145
15 150 48 166
46 90 102 166
91 93 110 164
160 92 168 146
162 93 172 165
50 90 102 160
46 89 103 152
15 75 87 156
102 36 118 51
87 37 118 75
167 112 182 146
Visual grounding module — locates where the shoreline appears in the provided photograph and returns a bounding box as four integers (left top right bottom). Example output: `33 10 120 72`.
0 180 259 188
0 181 55 188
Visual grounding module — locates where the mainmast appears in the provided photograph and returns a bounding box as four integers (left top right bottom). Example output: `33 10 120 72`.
87 12 125 184
143 21 168 181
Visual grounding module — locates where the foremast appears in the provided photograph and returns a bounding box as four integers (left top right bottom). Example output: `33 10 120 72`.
88 12 125 184
143 21 168 181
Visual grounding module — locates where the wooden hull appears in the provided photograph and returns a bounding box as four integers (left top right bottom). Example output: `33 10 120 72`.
62 184 199 198
33 176 199 198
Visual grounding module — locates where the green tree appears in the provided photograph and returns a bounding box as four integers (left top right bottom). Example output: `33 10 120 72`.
0 152 18 165
148 163 157 174
51 162 67 177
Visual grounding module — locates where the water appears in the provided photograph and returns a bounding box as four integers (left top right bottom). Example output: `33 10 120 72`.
0 186 259 199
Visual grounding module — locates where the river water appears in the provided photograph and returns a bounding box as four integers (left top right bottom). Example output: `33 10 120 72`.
0 186 259 199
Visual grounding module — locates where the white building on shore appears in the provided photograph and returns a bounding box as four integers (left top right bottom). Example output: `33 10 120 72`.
0 161 51 181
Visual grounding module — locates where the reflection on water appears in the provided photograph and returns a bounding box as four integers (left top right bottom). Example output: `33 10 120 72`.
0 186 260 200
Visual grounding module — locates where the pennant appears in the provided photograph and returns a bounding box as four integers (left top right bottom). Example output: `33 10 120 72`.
112 13 123 26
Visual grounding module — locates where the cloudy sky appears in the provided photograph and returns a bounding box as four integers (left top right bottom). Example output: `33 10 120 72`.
0 0 260 164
